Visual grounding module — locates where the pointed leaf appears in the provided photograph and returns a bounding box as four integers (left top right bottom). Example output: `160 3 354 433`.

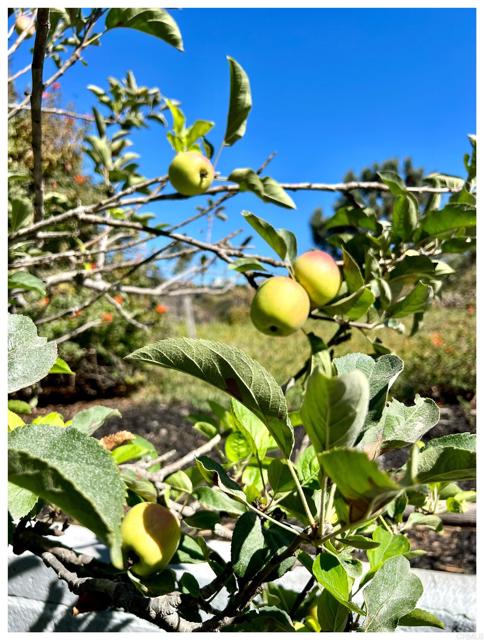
301 367 369 452
105 8 183 51
128 338 293 456
421 203 475 235
224 56 252 146
242 210 296 260
320 449 400 502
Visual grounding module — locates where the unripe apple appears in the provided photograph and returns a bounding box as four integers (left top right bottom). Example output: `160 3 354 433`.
250 276 310 336
121 502 181 577
293 250 341 308
15 14 35 37
168 151 214 196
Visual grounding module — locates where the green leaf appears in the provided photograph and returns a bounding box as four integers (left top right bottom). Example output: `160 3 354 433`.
8 425 125 567
196 486 246 515
9 196 33 231
317 589 349 632
267 459 295 494
32 412 66 427
320 449 400 519
111 442 146 465
231 512 267 578
322 286 375 320
196 456 248 505
398 608 445 629
49 357 74 375
416 433 476 482
295 444 319 486
403 513 443 532
228 258 267 273
372 396 439 449
377 171 406 196
71 406 121 436
242 210 296 260
340 534 381 550
426 432 476 450
8 482 38 520
8 271 46 296
165 470 193 493
313 552 364 615
85 135 112 169
367 526 410 570
178 571 200 597
92 106 106 137
8 313 57 394
225 431 251 462
421 203 475 236
231 398 274 459
8 400 32 415
389 255 445 285
127 338 293 456
224 56 252 146
120 469 157 503
388 281 433 318
392 194 418 242
184 510 220 530
300 367 369 453
335 353 403 425
342 249 364 293
185 120 215 149
260 177 296 209
230 171 295 209
363 556 423 631
202 137 214 159
105 8 183 51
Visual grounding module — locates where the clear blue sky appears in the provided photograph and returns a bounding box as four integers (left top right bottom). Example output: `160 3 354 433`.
10 8 476 277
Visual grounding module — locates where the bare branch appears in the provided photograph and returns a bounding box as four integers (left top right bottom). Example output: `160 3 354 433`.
55 319 103 345
8 64 32 83
154 434 222 482
105 294 150 332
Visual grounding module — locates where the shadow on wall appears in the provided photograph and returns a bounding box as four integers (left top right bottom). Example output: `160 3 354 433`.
8 555 147 632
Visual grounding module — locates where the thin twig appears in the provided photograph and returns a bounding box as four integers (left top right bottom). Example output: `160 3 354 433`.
55 319 102 345
154 434 222 481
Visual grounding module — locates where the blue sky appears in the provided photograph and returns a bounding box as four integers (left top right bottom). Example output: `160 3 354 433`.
10 8 476 278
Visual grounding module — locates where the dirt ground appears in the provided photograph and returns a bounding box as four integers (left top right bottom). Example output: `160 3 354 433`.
35 398 476 574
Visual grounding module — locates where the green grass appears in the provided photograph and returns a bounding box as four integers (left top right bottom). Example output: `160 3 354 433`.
132 305 475 412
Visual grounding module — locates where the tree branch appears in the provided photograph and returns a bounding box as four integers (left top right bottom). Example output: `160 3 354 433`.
30 9 50 223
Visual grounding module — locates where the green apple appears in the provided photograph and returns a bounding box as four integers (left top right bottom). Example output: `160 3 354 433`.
121 502 181 577
250 276 310 336
293 250 341 308
168 151 214 196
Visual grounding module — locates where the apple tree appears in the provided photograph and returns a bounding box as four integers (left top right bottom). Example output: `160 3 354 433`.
8 8 476 633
